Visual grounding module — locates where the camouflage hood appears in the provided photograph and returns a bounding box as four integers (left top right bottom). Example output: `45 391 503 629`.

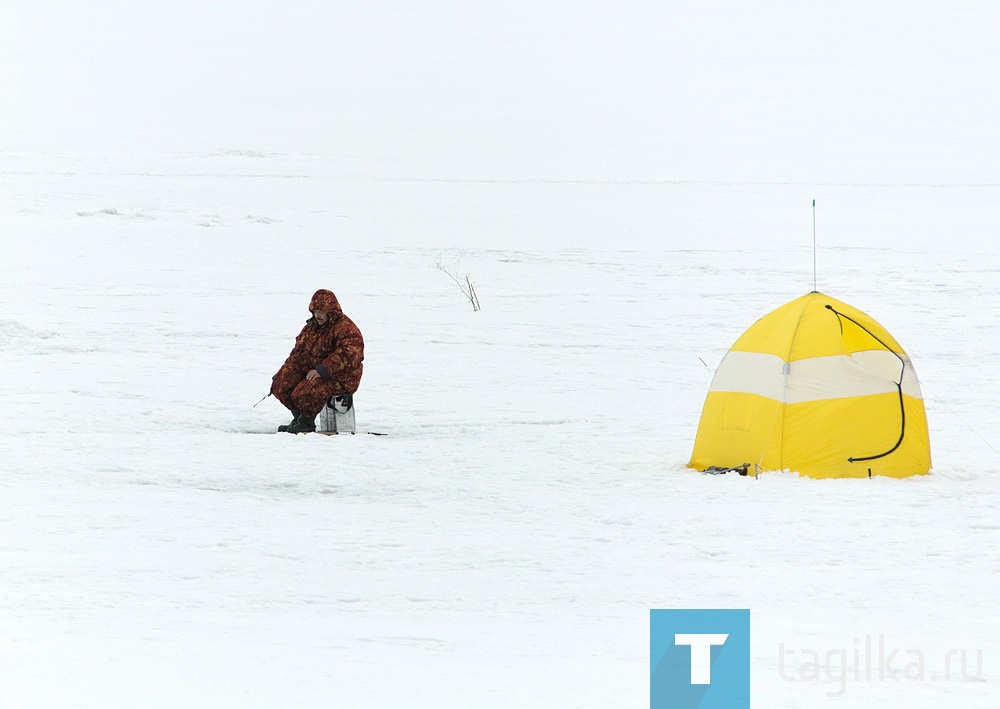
309 289 342 314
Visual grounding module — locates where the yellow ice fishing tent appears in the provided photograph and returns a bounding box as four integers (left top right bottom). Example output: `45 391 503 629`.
689 292 931 479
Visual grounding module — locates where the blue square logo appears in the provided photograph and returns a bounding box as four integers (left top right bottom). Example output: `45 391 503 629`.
650 609 750 709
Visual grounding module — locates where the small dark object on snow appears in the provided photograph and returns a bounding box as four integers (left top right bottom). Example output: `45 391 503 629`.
277 408 301 433
283 415 316 434
703 463 751 476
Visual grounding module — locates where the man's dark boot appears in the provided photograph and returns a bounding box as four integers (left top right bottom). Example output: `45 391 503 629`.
277 408 301 433
284 415 316 434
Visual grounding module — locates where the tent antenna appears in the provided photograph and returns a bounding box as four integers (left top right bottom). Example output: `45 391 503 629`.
812 199 817 292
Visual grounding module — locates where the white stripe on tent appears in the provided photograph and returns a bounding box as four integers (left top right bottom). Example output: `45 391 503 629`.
709 351 924 404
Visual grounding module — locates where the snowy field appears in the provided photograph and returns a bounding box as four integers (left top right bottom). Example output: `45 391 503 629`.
3 2 1000 707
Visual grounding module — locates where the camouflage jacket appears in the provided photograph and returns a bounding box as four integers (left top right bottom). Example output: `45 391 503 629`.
280 289 364 392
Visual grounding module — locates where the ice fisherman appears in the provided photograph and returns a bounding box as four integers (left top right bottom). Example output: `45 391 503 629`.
270 289 364 433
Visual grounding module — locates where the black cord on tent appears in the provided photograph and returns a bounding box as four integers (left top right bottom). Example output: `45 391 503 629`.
824 305 907 463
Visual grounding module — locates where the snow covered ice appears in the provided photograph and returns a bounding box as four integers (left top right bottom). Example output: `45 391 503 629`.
2 2 999 707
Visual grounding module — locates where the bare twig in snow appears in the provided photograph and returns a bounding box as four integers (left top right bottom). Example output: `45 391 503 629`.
437 263 481 311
